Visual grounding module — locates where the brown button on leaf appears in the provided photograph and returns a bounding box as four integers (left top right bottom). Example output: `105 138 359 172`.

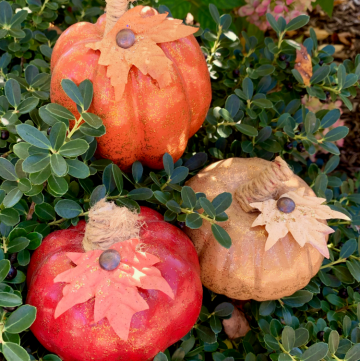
294 44 313 86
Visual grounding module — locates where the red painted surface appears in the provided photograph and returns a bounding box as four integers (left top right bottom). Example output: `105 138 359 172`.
50 8 212 171
27 207 203 361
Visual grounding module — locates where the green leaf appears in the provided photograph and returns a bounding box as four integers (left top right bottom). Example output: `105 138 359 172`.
22 154 50 173
132 161 143 183
305 112 317 135
27 232 43 250
16 124 51 149
90 185 106 206
59 140 89 157
17 249 30 266
209 315 222 334
185 213 203 229
323 126 349 142
61 79 84 107
48 175 68 196
340 239 357 259
196 325 216 344
264 334 280 351
199 197 216 218
170 167 189 184
2 343 30 361
46 103 75 120
282 290 313 307
82 112 103 129
154 352 167 361
128 188 153 201
79 79 93 111
17 97 39 114
29 165 51 185
0 259 10 283
3 188 23 208
0 1 13 26
321 109 341 128
209 4 220 24
0 158 18 181
50 154 68 177
66 159 90 179
181 186 197 209
166 200 181 214
282 326 295 352
163 153 174 177
266 13 280 33
242 78 254 100
252 98 272 108
285 15 309 31
112 164 123 193
311 65 330 84
259 301 276 316
5 79 21 108
35 203 55 221
0 293 22 307
49 122 66 151
314 0 334 16
292 69 304 84
0 208 19 226
214 302 234 317
211 224 231 248
294 328 309 348
55 200 82 219
7 236 29 253
324 155 340 174
4 305 37 333
212 192 232 214
300 343 328 361
345 344 360 361
235 124 258 137
17 178 31 193
337 64 346 89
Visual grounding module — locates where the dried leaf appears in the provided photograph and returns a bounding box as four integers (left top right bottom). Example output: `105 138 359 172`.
86 6 197 101
250 188 351 258
54 239 174 341
294 44 313 86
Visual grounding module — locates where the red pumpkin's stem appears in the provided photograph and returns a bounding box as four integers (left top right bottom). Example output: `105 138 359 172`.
82 199 143 252
235 157 293 213
105 0 136 35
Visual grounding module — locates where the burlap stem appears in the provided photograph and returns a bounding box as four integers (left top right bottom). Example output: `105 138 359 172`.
105 0 136 35
235 157 293 212
82 199 142 252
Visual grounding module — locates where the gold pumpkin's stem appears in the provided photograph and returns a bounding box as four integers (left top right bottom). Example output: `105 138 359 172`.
105 0 137 35
235 157 293 213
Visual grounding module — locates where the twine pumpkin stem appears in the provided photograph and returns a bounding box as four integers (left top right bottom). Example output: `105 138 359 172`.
105 0 136 35
235 157 293 213
82 199 142 252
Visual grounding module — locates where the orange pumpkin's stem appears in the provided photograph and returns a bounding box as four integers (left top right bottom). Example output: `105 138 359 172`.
105 0 136 35
235 157 293 213
82 199 143 251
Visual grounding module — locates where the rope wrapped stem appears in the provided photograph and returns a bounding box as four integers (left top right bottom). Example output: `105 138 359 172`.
82 199 142 252
235 157 293 213
105 0 136 35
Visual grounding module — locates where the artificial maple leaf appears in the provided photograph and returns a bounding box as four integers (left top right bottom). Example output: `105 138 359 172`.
54 238 174 341
294 44 313 86
86 6 198 101
250 188 351 258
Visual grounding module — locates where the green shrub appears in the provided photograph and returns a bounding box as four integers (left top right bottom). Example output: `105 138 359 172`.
0 0 359 360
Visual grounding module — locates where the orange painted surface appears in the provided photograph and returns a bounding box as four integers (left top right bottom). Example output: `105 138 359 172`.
50 8 212 171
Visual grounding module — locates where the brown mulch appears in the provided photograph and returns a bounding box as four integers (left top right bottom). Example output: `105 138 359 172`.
307 0 360 174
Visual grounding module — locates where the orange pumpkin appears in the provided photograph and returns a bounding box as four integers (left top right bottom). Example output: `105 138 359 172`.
185 157 340 301
50 3 211 170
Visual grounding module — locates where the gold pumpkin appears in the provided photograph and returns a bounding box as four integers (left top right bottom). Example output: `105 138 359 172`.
185 157 326 301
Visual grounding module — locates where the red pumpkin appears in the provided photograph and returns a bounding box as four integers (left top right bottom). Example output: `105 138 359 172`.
50 5 212 170
26 207 202 361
